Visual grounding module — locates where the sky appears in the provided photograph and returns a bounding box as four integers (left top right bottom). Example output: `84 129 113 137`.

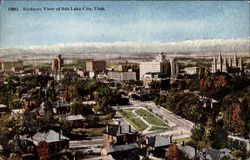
0 1 249 48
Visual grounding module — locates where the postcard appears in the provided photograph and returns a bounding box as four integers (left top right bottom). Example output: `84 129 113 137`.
0 1 249 160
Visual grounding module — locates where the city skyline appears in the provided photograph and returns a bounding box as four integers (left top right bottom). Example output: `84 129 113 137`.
0 1 249 48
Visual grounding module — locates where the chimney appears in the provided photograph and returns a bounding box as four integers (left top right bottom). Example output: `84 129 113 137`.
106 125 109 132
59 129 62 140
129 125 131 133
182 141 185 146
146 137 149 145
170 135 173 143
118 121 121 125
119 126 122 134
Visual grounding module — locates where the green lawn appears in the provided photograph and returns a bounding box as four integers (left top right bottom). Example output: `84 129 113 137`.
119 110 148 131
135 108 168 127
120 110 136 117
72 127 105 137
174 137 192 144
149 126 168 131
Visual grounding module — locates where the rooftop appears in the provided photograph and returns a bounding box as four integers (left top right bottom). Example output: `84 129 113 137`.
0 104 7 108
32 130 69 145
104 123 137 136
147 135 171 148
104 143 139 154
66 114 85 121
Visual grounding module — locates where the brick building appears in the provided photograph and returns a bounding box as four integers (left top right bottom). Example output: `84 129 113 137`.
86 60 106 73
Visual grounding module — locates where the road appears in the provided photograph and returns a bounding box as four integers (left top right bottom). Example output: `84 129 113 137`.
70 100 195 149
70 138 103 149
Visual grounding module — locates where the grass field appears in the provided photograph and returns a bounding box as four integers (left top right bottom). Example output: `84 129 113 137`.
148 126 168 131
174 137 192 144
135 108 168 127
119 110 148 131
120 110 136 117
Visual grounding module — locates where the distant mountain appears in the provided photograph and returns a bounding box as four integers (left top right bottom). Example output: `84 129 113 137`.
0 38 249 59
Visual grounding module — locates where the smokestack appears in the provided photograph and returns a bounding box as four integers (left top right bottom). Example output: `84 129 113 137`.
146 137 149 145
119 126 122 134
59 129 62 140
106 125 109 132
182 141 185 146
170 135 173 143
129 125 131 132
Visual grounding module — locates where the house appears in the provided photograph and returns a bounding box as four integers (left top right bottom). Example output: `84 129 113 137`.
11 108 25 115
19 135 37 159
101 123 139 159
102 122 138 147
143 135 173 159
53 101 71 115
198 147 235 160
199 97 219 109
66 114 86 128
177 144 196 160
31 130 69 154
101 143 139 159
146 135 172 149
0 104 10 117
83 155 115 160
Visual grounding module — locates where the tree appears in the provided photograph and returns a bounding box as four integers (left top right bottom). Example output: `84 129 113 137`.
167 144 178 160
232 104 245 134
37 141 51 160
167 144 188 160
191 124 205 149
71 102 93 116
7 153 21 160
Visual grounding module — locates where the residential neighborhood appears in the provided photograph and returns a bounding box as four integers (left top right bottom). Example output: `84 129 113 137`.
0 52 249 160
1 1 250 160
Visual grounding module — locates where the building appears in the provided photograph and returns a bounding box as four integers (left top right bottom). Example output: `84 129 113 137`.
66 114 87 128
184 67 199 75
116 63 140 80
101 123 139 159
212 53 243 73
198 147 235 160
86 60 106 73
140 53 171 80
31 130 69 155
52 101 71 115
0 104 10 117
0 60 23 71
52 55 64 71
102 123 138 147
199 97 219 109
142 72 170 89
107 71 136 81
170 59 180 76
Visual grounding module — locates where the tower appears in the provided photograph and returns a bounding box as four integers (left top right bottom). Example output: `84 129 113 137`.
170 59 176 76
212 57 217 73
217 53 223 72
232 53 238 67
52 55 64 71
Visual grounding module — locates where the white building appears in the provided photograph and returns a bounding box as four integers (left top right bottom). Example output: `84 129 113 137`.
139 53 171 80
212 53 243 73
108 71 136 81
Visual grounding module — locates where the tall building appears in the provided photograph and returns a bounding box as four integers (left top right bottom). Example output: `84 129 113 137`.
211 53 243 73
139 53 171 80
52 55 64 71
86 60 106 73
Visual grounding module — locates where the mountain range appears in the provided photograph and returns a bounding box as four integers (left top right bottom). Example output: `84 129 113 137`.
0 38 249 59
